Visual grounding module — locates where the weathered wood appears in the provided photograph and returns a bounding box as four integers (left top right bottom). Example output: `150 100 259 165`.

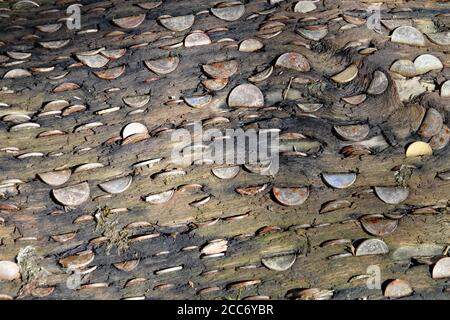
0 0 449 300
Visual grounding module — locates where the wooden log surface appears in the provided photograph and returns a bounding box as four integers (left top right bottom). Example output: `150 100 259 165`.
0 0 449 300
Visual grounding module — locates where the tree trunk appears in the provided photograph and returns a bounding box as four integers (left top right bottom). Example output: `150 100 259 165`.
0 0 449 300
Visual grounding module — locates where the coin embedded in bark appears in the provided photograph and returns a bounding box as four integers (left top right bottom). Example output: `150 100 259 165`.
334 124 369 141
39 39 70 49
184 95 212 108
62 104 86 116
236 184 267 196
374 187 409 204
76 54 109 68
144 189 175 204
36 23 62 33
294 1 317 13
99 176 132 194
360 215 398 236
153 169 186 179
137 1 162 10
44 100 71 112
296 25 328 41
430 125 450 150
159 14 194 31
78 48 105 56
426 31 450 45
437 171 450 181
322 173 356 189
331 64 358 83
239 39 264 52
113 259 139 272
211 2 245 21
4 68 31 78
145 56 179 74
3 113 30 124
413 54 443 75
355 239 389 256
261 253 296 271
211 166 240 179
94 65 125 80
155 265 183 275
202 60 238 79
228 84 264 108
248 66 273 83
391 26 425 46
73 163 104 173
13 0 39 8
418 108 443 138
185 31 211 47
275 52 310 72
272 187 309 206
296 103 323 112
0 261 20 281
320 199 352 213
441 80 450 97
38 169 71 186
112 14 146 29
259 21 285 34
31 66 55 73
291 288 334 300
190 195 211 207
122 122 148 139
202 78 228 91
381 20 412 31
132 158 162 169
344 15 366 26
390 59 417 77
384 279 413 298
342 94 366 105
406 141 433 157
59 250 95 269
201 239 228 255
53 182 90 206
16 152 44 159
53 82 80 93
227 279 261 290
123 95 150 108
432 257 450 279
7 51 31 60
367 71 388 95
51 232 76 243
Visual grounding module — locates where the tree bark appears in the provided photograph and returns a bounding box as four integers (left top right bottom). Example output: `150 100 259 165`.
0 0 449 300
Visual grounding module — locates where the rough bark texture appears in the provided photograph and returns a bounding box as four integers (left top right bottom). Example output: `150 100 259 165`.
0 0 449 300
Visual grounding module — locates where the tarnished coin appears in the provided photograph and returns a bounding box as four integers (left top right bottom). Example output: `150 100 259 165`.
322 173 357 189
374 187 409 204
355 238 389 256
360 215 398 236
261 253 296 271
384 279 413 298
272 187 309 206
0 261 20 281
53 182 90 206
432 257 450 279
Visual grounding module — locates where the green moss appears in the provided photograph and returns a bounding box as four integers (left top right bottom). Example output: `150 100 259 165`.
225 289 243 300
94 206 130 256
16 246 49 285
394 165 413 188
